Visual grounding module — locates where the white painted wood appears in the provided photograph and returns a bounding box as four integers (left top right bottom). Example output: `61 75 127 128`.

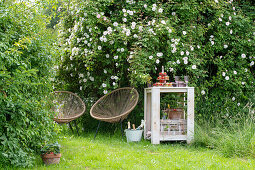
160 88 187 93
151 88 160 144
187 88 195 144
144 89 151 139
144 88 147 139
144 87 194 144
160 135 187 141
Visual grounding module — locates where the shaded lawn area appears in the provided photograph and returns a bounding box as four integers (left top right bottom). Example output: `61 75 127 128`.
31 133 255 169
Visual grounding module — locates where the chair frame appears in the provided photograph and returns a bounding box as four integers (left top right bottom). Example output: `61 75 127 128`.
53 91 86 135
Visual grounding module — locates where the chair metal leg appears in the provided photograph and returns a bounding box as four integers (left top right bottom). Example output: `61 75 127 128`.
94 121 101 139
69 122 74 134
120 121 124 140
74 120 80 136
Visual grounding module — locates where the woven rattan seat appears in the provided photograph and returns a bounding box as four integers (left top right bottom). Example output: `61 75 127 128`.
90 87 139 123
52 91 86 124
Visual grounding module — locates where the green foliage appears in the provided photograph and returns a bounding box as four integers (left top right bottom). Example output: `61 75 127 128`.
195 103 255 157
56 0 254 131
0 1 59 167
40 142 61 154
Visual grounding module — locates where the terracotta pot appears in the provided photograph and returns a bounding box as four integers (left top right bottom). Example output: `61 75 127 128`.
168 108 184 119
41 153 61 165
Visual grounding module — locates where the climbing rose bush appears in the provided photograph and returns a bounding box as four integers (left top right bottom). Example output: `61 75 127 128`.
56 0 254 120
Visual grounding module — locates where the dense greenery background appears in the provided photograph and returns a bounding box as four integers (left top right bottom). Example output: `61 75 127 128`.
0 0 254 167
56 0 254 127
0 0 59 167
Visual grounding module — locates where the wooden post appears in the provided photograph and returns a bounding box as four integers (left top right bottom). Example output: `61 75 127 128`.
144 88 147 139
144 89 151 139
187 88 194 144
151 88 160 144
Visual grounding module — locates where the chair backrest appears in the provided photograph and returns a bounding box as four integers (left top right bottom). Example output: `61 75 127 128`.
90 87 139 123
52 91 86 123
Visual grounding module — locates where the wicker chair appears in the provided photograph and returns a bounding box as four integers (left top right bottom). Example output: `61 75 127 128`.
52 91 86 135
90 87 139 138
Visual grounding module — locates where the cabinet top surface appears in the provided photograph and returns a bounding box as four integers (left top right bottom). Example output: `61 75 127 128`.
145 87 194 89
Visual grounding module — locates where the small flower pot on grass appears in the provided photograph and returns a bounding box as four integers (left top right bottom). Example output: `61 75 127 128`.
41 142 61 165
41 153 61 165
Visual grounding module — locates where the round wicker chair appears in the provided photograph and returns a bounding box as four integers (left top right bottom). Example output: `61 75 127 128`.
52 91 86 127
90 87 139 123
90 87 139 138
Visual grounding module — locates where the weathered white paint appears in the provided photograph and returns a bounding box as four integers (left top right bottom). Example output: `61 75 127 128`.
151 88 160 144
187 88 195 144
160 135 187 141
144 89 151 139
144 87 195 144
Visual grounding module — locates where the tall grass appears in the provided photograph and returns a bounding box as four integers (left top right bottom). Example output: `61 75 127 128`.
194 102 255 158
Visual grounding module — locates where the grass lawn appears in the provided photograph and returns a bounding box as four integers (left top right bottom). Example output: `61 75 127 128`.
30 133 255 169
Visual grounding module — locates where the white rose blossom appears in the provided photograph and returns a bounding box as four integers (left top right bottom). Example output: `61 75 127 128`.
157 52 163 57
250 61 254 66
201 90 205 95
161 20 166 25
113 22 118 27
192 65 197 69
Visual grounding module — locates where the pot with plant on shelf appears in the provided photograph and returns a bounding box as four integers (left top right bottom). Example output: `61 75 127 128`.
41 142 61 165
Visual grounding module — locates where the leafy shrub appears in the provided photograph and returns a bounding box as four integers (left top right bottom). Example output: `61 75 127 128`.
0 1 58 167
56 0 254 130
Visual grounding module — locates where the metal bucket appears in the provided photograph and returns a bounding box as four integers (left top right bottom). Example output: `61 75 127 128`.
125 129 143 142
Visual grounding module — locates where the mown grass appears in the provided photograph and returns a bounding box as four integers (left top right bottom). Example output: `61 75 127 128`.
27 132 255 170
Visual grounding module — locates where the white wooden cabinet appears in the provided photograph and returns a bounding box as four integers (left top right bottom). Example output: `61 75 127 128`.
144 87 195 144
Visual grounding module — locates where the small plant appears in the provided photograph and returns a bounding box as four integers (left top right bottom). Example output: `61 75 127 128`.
41 142 61 155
